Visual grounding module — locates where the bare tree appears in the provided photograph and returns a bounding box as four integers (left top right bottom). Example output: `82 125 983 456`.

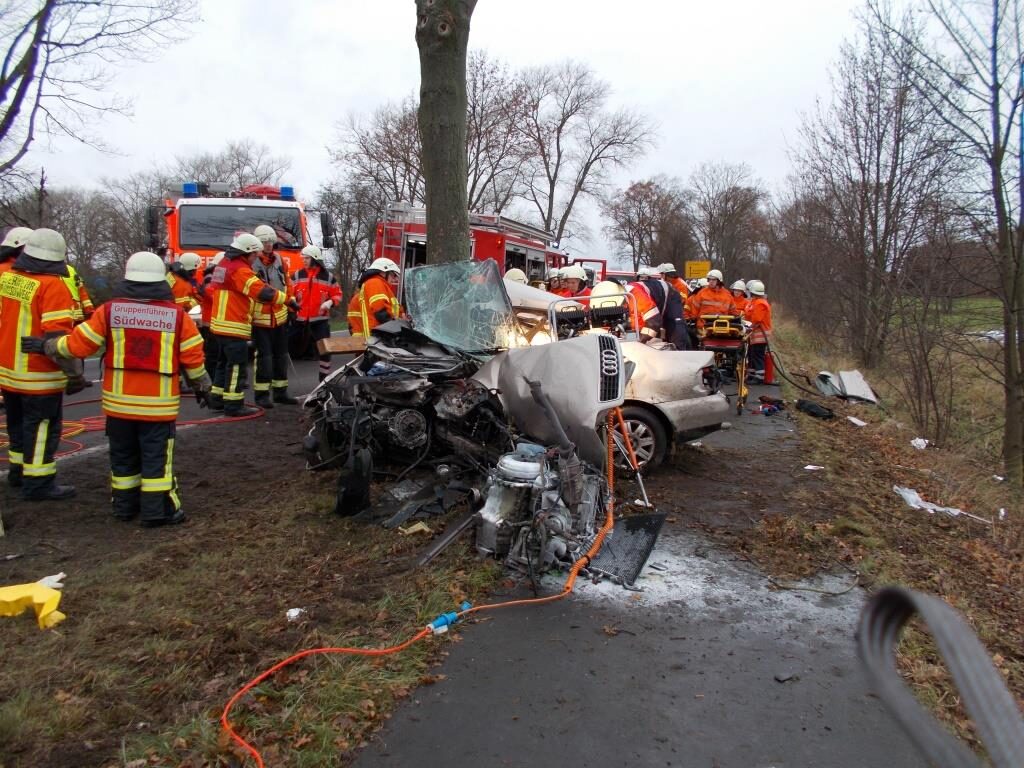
169 139 291 189
602 177 689 272
685 161 766 281
520 61 654 243
316 179 387 297
0 0 196 182
869 0 1024 484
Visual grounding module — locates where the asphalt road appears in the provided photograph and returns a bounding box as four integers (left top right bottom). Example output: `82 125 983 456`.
354 402 928 768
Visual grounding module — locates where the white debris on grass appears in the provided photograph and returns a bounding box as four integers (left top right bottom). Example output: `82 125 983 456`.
804 465 825 471
847 416 868 427
910 438 929 450
893 485 991 524
999 508 1006 521
285 608 306 622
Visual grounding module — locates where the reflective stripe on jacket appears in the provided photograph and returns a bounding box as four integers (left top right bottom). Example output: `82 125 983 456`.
347 275 399 337
292 266 342 323
168 273 198 312
625 282 661 338
686 285 737 327
209 257 285 339
57 299 206 421
0 269 74 393
252 254 292 328
746 297 772 345
59 265 94 323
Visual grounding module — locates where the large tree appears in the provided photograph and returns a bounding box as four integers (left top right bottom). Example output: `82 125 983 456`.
415 0 476 264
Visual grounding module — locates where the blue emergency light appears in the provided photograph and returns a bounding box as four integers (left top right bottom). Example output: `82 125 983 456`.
280 185 295 201
182 182 199 198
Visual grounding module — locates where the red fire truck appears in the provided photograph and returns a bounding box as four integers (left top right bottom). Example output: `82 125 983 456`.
149 182 336 274
371 202 607 283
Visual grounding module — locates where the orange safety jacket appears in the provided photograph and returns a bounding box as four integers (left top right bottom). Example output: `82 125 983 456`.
209 256 286 339
168 272 198 312
746 297 772 345
292 265 342 322
60 266 94 323
57 297 205 421
666 276 690 298
199 272 215 327
625 282 661 339
732 294 750 316
686 285 737 327
252 253 293 328
0 266 75 394
348 274 400 337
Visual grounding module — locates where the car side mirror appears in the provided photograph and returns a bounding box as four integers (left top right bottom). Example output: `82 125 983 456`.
320 212 336 249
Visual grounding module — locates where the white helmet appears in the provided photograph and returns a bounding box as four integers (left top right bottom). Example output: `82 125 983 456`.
657 262 677 274
590 280 626 308
637 266 660 279
706 269 723 283
23 228 66 262
301 244 322 261
747 279 766 296
231 233 263 254
561 264 587 281
370 257 400 275
211 251 225 266
730 280 746 292
504 268 527 283
697 277 709 288
548 267 562 280
253 224 278 245
125 252 168 283
2 226 33 249
178 252 201 271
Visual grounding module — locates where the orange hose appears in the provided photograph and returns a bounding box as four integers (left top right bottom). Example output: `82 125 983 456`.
222 409 630 766
614 407 641 472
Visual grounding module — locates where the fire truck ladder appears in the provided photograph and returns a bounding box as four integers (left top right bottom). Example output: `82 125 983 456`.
468 212 555 246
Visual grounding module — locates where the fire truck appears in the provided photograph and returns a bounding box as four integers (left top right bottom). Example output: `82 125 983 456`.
148 182 336 274
371 201 607 283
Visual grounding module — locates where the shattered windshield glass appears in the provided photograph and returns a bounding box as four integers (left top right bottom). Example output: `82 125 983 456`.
403 259 519 354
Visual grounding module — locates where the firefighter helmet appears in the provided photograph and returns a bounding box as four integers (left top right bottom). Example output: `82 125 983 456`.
697 277 709 288
561 264 588 281
369 257 400 275
706 269 723 283
230 233 263 254
301 244 322 261
211 251 225 266
504 268 527 283
590 280 626 308
178 252 201 271
730 280 746 292
637 266 660 279
1 226 33 249
747 279 766 296
23 228 66 262
657 262 677 274
253 224 278 245
125 252 168 283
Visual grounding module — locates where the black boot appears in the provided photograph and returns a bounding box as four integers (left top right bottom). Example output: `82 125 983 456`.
7 464 23 488
208 393 224 412
22 483 76 502
254 392 274 409
272 387 298 405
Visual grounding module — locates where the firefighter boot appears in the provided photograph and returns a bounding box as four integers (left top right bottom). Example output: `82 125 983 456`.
6 464 23 488
254 391 274 409
272 387 298 405
208 393 224 413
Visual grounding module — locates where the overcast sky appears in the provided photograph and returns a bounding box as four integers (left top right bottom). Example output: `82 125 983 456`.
25 0 864 258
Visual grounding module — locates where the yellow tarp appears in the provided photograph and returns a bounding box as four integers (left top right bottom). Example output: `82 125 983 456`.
0 574 66 629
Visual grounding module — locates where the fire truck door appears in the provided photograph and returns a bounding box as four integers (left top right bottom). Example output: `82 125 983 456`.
403 236 427 271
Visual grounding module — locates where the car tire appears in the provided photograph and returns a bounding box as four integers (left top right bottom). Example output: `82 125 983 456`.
612 405 668 471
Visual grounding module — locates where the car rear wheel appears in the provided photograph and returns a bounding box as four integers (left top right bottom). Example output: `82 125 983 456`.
609 405 668 471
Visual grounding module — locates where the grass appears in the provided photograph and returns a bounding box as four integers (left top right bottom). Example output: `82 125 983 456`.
0 487 501 768
739 309 1023 749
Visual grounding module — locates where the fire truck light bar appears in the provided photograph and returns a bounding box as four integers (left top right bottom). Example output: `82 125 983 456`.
280 186 295 200
182 182 199 197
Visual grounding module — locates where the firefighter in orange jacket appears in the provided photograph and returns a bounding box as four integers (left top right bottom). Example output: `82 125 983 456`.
685 269 737 328
198 252 224 381
624 280 663 342
251 225 298 407
348 258 401 337
292 245 342 382
730 280 750 315
167 252 200 311
1 229 82 501
208 233 293 416
745 279 772 383
657 263 690 299
36 252 211 526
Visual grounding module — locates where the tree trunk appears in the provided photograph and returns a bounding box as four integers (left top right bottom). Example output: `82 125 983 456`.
415 0 476 264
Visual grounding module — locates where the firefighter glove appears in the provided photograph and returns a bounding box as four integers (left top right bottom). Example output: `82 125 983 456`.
65 374 86 396
287 298 301 312
20 336 45 354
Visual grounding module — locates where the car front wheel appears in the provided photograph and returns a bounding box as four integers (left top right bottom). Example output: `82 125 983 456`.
607 405 668 471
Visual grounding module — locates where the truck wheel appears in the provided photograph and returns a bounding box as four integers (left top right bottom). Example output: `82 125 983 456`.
613 406 668 471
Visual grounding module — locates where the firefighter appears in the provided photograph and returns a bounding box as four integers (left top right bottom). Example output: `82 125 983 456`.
208 233 293 417
60 264 95 324
730 280 750 315
745 279 772 384
292 245 342 383
348 258 401 338
685 269 737 328
560 264 591 298
198 252 224 381
637 267 689 349
250 224 298 407
657 262 690 299
0 227 33 277
36 251 211 526
1 228 81 500
167 253 199 311
546 267 562 294
504 268 527 284
622 279 662 343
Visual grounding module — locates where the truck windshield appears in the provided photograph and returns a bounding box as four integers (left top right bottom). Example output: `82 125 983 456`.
179 205 303 248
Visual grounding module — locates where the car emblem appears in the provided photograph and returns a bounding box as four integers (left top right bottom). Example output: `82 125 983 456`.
600 348 619 377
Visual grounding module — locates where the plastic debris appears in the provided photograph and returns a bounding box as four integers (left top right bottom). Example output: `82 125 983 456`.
998 508 1006 521
992 475 1005 482
910 438 929 450
398 521 433 536
804 465 825 471
285 608 306 622
847 416 868 427
893 486 991 524
0 572 67 629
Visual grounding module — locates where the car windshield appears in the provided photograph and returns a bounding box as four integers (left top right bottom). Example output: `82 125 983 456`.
179 205 303 248
403 259 519 354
